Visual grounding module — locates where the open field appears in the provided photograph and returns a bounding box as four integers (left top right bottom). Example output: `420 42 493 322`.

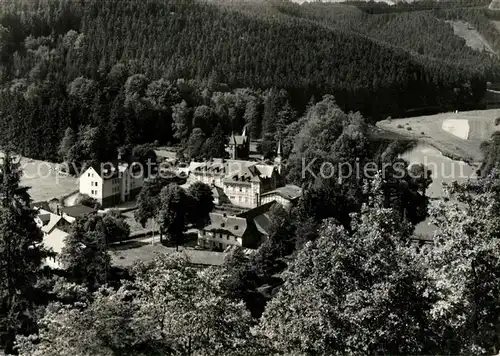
110 239 225 267
446 20 495 54
17 158 78 202
376 109 500 163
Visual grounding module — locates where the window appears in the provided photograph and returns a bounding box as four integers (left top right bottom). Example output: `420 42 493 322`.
88 173 90 177
95 182 98 187
239 187 242 192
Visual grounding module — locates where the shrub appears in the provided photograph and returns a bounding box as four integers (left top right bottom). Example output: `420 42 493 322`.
397 124 404 129
75 193 101 209
406 126 412 131
495 117 500 126
421 132 425 135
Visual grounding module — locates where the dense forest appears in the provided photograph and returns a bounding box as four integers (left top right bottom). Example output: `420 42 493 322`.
0 0 496 161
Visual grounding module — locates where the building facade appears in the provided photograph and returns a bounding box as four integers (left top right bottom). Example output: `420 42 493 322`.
227 127 250 160
260 184 302 210
188 159 281 209
197 202 275 251
79 163 144 208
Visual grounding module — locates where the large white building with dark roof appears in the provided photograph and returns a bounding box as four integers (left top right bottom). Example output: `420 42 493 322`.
188 158 281 208
79 162 144 208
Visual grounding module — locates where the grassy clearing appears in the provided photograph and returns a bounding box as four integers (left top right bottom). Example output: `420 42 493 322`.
110 240 225 267
446 20 495 54
376 109 500 164
18 158 79 202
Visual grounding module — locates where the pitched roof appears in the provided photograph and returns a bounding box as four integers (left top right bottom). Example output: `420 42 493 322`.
253 214 272 236
203 201 276 242
211 185 225 198
60 204 95 218
204 212 247 238
41 213 64 234
237 201 276 220
261 184 303 201
189 159 275 183
38 212 51 225
84 160 124 180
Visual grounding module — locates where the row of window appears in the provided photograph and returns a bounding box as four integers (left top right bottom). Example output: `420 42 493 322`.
201 231 235 241
90 190 98 195
229 195 250 204
226 185 250 193
91 181 98 187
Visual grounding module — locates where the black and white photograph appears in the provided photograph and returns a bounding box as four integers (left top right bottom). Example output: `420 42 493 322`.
0 0 499 354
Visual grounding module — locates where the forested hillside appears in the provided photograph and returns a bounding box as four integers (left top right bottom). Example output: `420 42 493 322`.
0 0 496 161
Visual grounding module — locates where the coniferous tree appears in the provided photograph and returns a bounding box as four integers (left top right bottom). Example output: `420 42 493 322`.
0 152 47 353
58 127 76 162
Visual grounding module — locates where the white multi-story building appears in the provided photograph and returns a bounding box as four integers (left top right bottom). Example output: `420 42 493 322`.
188 159 281 209
79 162 144 208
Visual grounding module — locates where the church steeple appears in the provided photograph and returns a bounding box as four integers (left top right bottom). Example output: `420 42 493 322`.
274 135 283 175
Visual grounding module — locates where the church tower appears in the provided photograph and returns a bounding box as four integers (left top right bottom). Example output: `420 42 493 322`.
274 136 283 175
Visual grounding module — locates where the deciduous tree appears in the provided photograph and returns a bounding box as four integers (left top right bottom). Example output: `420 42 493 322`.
187 182 214 228
158 184 189 248
258 178 434 354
